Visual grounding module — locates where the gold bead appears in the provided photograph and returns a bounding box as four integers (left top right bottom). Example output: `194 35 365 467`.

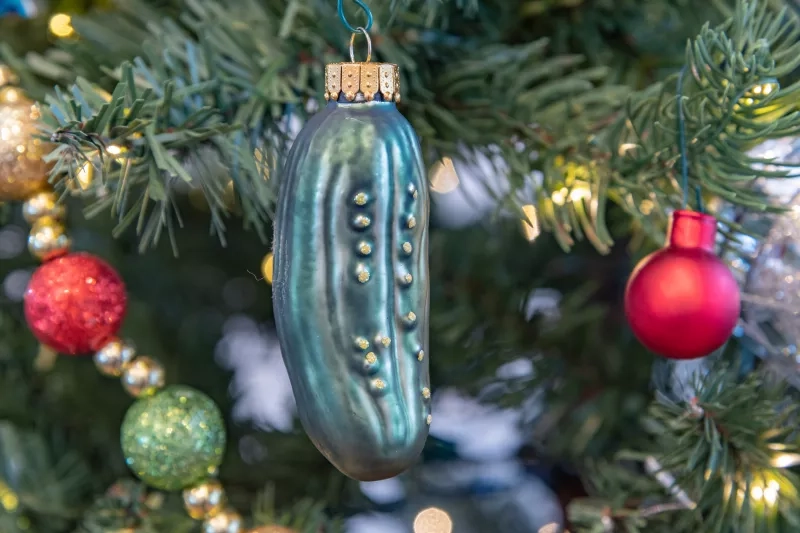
183 479 226 520
365 352 377 365
402 242 413 255
261 252 274 284
407 216 417 229
93 338 136 377
354 337 370 350
353 192 368 206
203 508 242 533
122 356 166 397
422 387 431 399
0 93 52 201
353 215 371 229
23 191 65 223
28 216 71 261
356 264 370 284
371 378 387 391
357 241 372 256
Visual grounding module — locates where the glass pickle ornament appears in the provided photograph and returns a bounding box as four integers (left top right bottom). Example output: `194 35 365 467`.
273 30 430 481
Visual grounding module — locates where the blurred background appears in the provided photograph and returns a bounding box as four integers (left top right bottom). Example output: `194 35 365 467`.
2 0 800 532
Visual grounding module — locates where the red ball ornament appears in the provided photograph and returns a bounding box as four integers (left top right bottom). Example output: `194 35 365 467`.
624 210 740 360
24 252 127 355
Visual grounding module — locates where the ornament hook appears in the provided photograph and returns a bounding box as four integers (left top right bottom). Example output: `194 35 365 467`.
349 27 373 63
338 0 374 33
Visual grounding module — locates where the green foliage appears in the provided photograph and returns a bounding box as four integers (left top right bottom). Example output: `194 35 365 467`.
4 0 798 254
2 1 800 532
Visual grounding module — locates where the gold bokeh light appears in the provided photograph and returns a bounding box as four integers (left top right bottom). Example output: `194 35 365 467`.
49 13 75 38
413 507 453 533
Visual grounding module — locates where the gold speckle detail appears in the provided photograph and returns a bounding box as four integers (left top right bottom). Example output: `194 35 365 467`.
353 215 371 229
422 387 431 399
402 242 413 254
406 311 417 324
413 190 418 199
417 350 425 361
426 414 432 425
372 379 386 390
408 184 417 197
357 269 370 284
401 273 413 285
355 337 370 350
381 336 391 347
365 352 377 364
354 192 368 206
358 242 372 256
407 216 417 229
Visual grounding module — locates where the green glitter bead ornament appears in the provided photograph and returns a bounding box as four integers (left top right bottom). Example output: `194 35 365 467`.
121 385 226 491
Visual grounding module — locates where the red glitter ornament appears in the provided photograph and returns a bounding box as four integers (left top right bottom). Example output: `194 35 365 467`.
24 253 127 355
624 210 740 360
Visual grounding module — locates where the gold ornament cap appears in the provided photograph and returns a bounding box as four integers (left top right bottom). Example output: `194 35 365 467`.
325 28 400 103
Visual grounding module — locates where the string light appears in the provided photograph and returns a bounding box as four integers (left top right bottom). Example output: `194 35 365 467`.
771 453 800 468
75 161 94 190
49 13 75 38
551 187 568 206
0 481 18 512
429 157 460 194
569 182 591 202
413 507 453 533
261 253 274 284
521 204 540 242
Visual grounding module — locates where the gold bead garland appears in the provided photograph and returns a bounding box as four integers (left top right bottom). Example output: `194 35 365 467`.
10 63 309 533
27 215 71 260
22 191 65 222
94 338 137 377
8 85 241 527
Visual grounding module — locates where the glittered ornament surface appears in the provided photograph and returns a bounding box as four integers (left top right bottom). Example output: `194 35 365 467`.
0 88 51 200
121 386 226 491
746 194 800 348
24 253 127 354
625 210 740 359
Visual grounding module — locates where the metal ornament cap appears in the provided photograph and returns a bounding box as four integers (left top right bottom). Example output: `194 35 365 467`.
324 27 400 103
624 210 741 360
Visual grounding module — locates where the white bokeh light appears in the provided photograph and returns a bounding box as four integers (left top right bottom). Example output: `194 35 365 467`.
215 316 296 431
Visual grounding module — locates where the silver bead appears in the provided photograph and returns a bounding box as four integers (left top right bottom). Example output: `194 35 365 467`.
121 356 165 397
202 508 242 533
183 479 226 520
93 338 136 377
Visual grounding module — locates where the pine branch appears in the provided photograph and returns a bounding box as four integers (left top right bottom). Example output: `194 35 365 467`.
4 0 792 252
252 485 345 533
603 0 800 223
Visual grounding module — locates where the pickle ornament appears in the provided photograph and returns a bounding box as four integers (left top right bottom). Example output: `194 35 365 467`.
273 30 430 481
